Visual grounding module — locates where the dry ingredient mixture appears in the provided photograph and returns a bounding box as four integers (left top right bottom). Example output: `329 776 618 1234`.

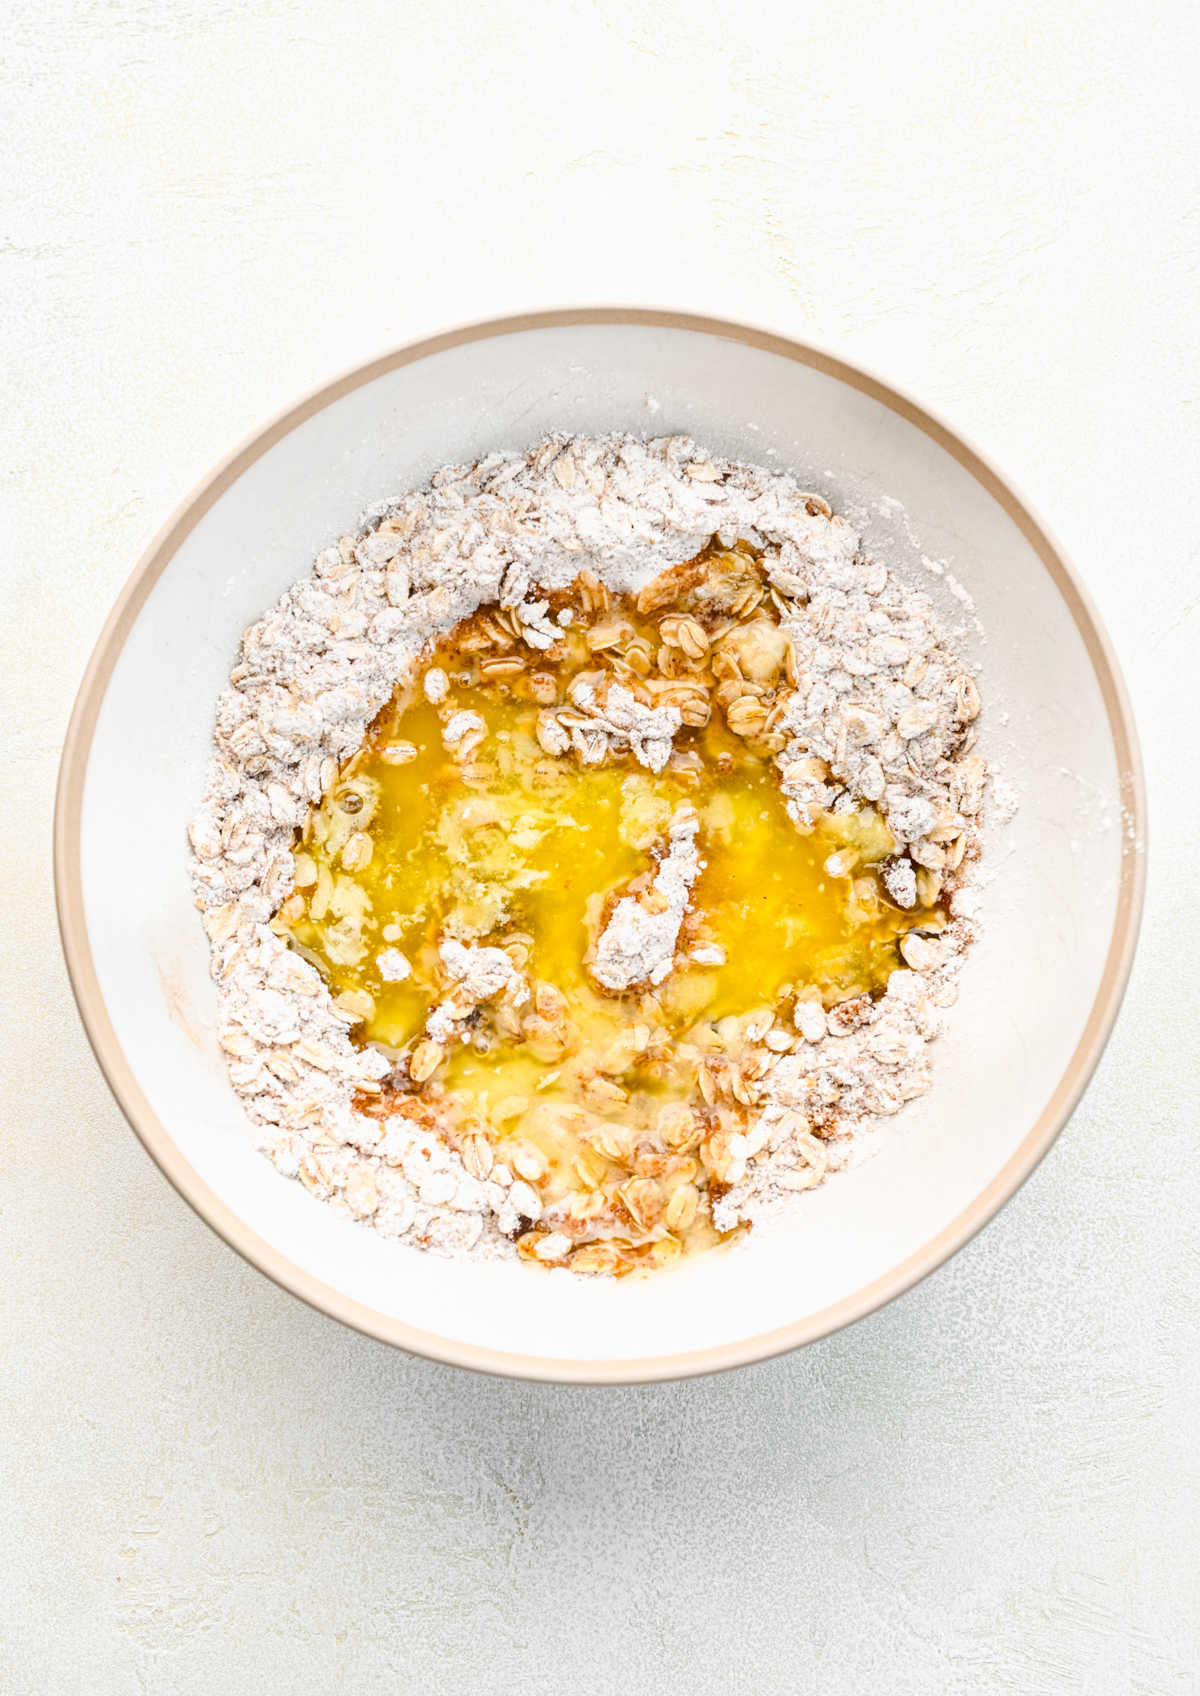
190 435 990 1274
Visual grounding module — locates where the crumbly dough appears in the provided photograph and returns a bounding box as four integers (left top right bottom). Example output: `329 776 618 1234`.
189 434 990 1262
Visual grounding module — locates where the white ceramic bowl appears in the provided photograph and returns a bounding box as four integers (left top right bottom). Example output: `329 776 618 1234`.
55 310 1145 1381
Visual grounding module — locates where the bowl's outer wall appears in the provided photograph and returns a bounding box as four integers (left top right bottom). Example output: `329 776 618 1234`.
56 311 1145 1381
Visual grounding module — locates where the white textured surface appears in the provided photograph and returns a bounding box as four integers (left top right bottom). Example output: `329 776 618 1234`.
1 2 1195 1690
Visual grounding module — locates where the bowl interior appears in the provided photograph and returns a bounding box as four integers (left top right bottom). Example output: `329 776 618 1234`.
63 316 1139 1376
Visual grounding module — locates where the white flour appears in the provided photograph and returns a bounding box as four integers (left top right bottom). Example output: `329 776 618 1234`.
190 433 992 1262
425 942 527 1047
590 806 702 991
562 678 681 772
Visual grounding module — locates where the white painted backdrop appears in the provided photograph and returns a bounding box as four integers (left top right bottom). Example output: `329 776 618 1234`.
2 3 1196 1691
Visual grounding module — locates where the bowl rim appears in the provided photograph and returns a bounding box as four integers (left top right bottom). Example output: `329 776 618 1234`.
53 306 1147 1383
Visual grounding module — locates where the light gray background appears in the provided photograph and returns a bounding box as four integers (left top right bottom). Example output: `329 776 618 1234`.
2 3 1196 1691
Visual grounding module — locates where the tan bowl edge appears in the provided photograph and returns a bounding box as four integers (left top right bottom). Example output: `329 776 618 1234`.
53 308 1147 1384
